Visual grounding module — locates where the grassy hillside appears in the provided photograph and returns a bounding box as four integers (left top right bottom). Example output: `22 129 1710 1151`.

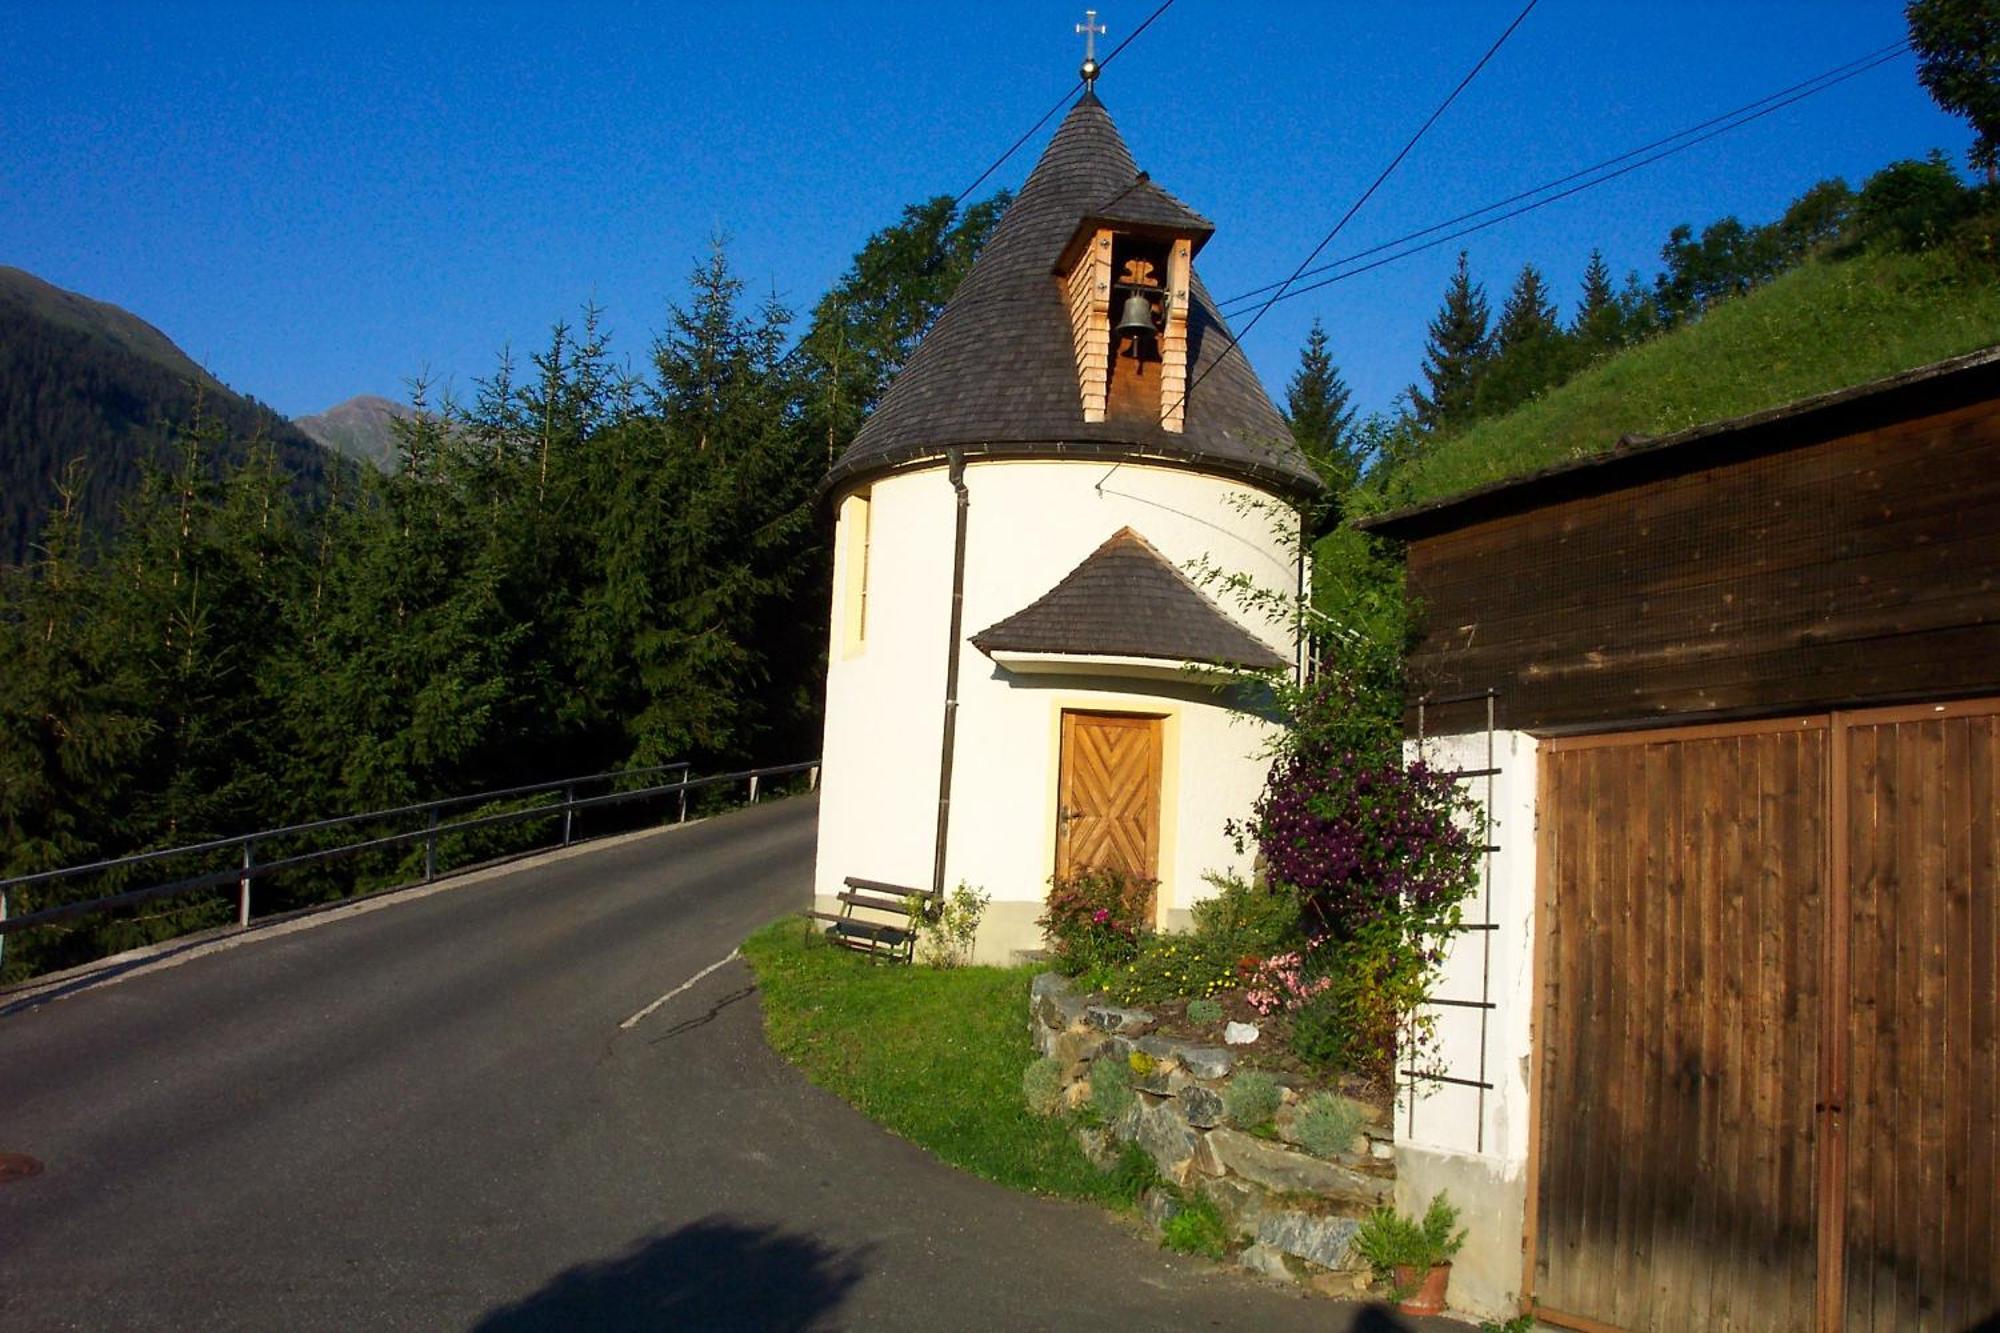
1363 246 2000 514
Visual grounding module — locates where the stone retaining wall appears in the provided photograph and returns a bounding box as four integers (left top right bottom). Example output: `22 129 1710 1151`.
1031 973 1396 1294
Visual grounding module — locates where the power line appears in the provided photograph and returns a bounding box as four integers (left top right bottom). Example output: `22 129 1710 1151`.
1168 0 1539 415
1214 42 1912 315
792 5 1175 382
1217 37 1913 312
952 0 1178 207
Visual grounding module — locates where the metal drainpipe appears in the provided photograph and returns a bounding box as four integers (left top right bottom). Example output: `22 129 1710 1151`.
1295 507 1310 686
930 449 971 901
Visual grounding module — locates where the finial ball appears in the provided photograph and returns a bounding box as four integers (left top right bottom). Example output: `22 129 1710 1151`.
1080 57 1100 84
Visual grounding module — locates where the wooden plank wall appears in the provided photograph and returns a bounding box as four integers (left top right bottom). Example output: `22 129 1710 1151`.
1533 701 2000 1332
1066 228 1111 422
1157 236 1192 434
1535 723 1824 1332
1841 706 2000 1332
1401 396 2000 737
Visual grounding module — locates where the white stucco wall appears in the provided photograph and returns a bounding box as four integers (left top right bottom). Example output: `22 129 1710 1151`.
813 457 1299 960
1394 726 1540 1320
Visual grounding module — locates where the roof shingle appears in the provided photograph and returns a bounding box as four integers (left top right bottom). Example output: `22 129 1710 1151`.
825 93 1318 501
1082 174 1214 247
971 527 1290 671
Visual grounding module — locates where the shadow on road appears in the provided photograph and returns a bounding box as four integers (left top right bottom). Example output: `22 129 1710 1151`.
472 1215 870 1332
1345 1304 1426 1332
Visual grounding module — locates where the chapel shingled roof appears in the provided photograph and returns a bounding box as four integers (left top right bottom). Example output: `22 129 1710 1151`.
1084 174 1214 243
970 527 1290 671
824 92 1318 500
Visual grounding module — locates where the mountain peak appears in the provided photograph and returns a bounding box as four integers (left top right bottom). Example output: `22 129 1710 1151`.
293 394 413 472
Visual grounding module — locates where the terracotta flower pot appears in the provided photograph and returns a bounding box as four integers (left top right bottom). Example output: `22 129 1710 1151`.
1391 1262 1451 1316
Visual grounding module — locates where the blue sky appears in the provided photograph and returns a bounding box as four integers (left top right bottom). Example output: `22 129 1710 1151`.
0 2 1972 423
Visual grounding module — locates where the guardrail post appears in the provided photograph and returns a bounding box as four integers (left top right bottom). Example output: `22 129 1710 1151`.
238 840 254 928
1 758 814 960
809 765 819 791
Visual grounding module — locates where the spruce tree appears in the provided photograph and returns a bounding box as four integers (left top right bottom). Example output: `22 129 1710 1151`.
110 407 288 850
1493 264 1560 351
1565 248 1634 371
1575 250 1615 332
584 238 818 767
1473 264 1568 419
1616 270 1662 345
0 466 152 889
1285 318 1360 508
284 381 525 815
1407 252 1492 435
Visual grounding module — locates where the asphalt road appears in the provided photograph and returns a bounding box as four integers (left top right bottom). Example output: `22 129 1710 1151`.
0 797 1434 1331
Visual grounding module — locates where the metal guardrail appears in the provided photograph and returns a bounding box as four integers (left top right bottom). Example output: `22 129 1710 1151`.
0 760 820 952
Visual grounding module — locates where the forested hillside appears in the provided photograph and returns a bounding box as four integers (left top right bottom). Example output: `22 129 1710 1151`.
0 266 343 564
0 196 1003 980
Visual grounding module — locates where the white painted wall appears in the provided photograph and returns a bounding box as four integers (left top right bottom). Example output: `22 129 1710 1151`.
814 457 1298 960
1394 726 1540 1320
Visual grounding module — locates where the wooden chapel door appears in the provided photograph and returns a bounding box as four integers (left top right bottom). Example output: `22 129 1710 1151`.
1055 711 1163 891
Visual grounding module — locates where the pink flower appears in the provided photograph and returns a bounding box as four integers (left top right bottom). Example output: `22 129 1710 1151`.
1091 908 1110 924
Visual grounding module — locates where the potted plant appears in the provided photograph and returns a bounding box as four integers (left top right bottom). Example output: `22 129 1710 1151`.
1352 1192 1467 1316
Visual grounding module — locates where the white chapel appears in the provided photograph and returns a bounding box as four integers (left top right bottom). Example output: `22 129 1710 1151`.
812 70 1323 959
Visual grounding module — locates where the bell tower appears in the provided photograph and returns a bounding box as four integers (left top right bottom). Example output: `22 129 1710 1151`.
810 20 1321 968
1055 180 1208 433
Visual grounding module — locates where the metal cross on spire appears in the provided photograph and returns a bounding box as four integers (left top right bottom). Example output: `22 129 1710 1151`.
1076 9 1105 86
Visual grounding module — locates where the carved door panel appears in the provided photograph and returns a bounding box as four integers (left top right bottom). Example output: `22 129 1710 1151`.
1055 710 1162 886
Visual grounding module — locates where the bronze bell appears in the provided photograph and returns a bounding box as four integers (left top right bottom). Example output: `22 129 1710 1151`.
1114 290 1157 354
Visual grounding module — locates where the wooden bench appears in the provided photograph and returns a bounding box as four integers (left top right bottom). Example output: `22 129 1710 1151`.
804 876 940 963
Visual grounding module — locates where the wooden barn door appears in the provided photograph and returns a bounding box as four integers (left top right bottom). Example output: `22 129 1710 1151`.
1837 703 2000 1333
1533 720 1827 1332
1532 702 2000 1332
1055 711 1162 887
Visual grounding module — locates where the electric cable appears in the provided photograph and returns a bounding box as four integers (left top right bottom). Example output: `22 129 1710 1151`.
1215 41 1912 314
952 0 1177 208
1217 37 1913 312
1165 0 1539 417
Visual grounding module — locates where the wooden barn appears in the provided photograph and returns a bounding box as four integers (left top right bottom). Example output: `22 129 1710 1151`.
1357 346 2000 1331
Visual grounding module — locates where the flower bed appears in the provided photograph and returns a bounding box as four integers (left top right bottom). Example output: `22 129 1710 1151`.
1012 673 1487 1299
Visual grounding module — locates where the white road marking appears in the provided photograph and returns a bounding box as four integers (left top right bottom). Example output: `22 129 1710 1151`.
619 947 742 1030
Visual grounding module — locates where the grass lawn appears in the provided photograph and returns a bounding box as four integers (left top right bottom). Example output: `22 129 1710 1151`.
740 919 1129 1206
